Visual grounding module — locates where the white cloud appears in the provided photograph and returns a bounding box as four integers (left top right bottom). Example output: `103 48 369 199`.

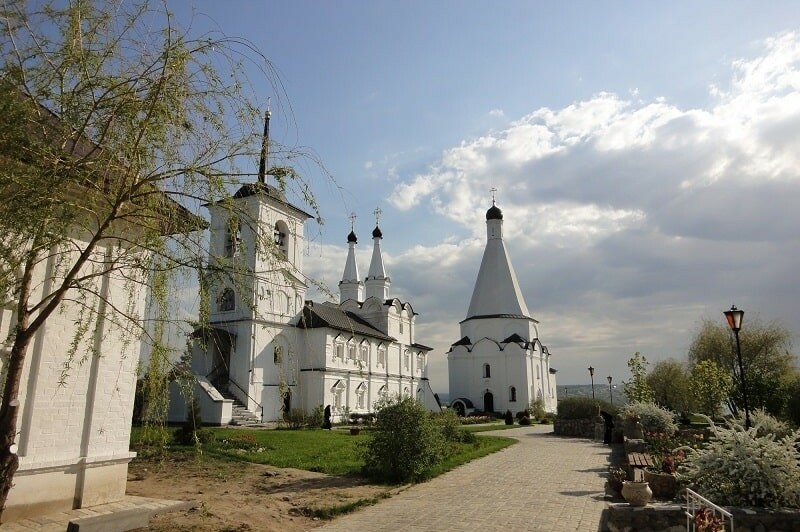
376 30 800 386
488 108 505 117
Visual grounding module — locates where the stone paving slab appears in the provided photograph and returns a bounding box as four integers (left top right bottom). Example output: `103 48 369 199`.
1 495 198 532
319 424 611 532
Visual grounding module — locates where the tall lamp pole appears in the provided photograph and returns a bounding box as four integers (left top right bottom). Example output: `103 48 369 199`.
588 366 595 402
607 376 613 404
724 305 751 429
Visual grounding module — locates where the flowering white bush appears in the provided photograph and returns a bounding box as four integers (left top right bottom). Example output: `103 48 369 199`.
678 416 800 508
747 408 793 439
621 401 678 435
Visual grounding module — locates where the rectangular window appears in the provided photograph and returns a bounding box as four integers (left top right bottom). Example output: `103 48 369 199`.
400 321 404 334
335 343 344 360
404 352 410 370
359 346 368 363
377 347 386 367
348 345 356 361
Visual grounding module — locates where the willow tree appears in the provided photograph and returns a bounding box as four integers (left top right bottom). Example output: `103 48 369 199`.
0 0 321 518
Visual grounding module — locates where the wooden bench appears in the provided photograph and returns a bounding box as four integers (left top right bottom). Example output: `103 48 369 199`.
626 452 654 481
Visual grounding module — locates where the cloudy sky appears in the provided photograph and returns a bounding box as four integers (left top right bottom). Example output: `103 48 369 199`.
171 1 800 390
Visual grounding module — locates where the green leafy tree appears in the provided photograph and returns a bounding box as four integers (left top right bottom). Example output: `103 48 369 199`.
0 0 322 517
689 360 732 418
688 318 796 418
623 352 654 404
362 396 445 483
784 372 800 428
646 359 693 414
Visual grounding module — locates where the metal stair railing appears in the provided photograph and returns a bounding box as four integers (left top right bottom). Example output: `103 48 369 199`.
204 363 263 422
685 488 733 531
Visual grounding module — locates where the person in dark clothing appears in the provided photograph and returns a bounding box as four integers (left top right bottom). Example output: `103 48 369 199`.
322 405 332 430
600 410 614 444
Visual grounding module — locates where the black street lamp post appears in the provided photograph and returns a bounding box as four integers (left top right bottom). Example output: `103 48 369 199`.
588 366 596 402
724 305 751 429
607 375 613 404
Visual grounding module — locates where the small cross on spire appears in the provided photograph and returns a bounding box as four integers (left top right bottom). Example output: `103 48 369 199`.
490 187 497 205
349 212 357 231
373 207 382 226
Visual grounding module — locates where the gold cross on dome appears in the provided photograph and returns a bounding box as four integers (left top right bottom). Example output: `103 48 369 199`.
373 207 382 225
490 187 497 205
349 212 357 231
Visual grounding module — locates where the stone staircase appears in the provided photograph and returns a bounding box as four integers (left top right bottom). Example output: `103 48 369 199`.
216 384 262 426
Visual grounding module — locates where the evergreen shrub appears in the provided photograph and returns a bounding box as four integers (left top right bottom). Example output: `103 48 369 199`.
283 408 308 429
173 398 215 445
557 397 615 419
362 396 446 483
529 397 546 420
306 404 325 428
504 410 514 425
435 409 477 444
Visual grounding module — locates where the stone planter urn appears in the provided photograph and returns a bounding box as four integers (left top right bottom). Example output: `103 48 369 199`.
621 481 652 506
643 469 678 499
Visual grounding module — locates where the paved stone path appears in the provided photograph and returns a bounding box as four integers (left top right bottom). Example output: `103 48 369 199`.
319 424 611 532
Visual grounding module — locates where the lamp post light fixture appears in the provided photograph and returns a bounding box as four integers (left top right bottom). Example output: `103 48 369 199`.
588 366 596 402
724 305 751 429
607 375 613 404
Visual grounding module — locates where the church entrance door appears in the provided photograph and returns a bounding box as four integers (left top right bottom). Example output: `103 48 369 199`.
282 390 292 415
483 391 494 414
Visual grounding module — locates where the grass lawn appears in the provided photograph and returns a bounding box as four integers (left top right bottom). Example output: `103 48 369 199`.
131 425 516 479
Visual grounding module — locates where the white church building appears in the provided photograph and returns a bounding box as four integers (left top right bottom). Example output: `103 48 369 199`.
169 176 440 425
448 201 557 416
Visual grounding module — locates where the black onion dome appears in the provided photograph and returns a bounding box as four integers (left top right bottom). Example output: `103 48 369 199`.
372 225 383 238
347 230 357 243
486 204 503 220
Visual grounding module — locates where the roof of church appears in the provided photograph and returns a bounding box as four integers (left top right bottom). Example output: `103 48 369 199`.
486 204 503 220
465 210 531 320
211 181 314 219
297 301 394 341
410 342 433 352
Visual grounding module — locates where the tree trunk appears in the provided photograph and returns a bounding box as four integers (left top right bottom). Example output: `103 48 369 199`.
0 328 32 522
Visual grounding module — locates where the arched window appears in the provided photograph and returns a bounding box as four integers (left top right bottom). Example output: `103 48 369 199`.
509 386 517 402
225 221 241 257
377 346 387 367
274 221 288 258
536 366 540 379
273 346 282 364
331 380 346 410
218 288 235 311
356 382 367 409
403 386 410 397
483 363 491 378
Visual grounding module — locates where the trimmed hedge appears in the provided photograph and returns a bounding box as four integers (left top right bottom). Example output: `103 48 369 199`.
556 396 617 420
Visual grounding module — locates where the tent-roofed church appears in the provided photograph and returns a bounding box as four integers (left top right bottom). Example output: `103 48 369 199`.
169 113 439 425
448 198 558 416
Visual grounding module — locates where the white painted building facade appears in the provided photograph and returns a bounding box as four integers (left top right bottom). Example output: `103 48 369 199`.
448 202 557 416
0 238 146 521
170 184 440 425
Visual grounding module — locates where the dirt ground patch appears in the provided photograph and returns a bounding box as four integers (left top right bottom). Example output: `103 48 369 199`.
127 452 397 531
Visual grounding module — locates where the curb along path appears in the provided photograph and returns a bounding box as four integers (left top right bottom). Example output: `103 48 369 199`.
319 424 610 532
